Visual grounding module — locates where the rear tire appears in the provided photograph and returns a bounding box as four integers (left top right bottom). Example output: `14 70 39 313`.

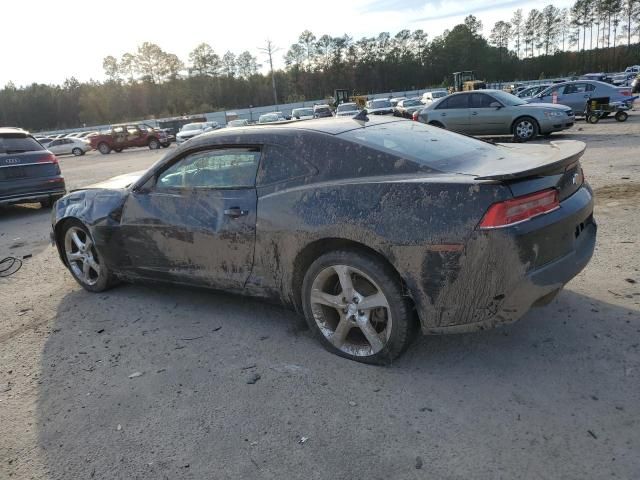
512 117 538 142
114 148 123 153
587 114 600 124
61 220 116 293
615 111 628 122
301 250 416 365
98 143 111 154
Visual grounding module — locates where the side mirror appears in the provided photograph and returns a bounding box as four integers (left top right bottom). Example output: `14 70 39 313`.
489 102 502 109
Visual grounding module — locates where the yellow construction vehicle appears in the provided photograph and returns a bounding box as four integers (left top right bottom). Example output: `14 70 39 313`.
450 71 486 93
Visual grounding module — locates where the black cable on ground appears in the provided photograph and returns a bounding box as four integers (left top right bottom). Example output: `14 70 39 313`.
0 256 23 277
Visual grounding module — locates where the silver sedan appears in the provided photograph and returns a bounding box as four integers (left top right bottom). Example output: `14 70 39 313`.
416 90 575 142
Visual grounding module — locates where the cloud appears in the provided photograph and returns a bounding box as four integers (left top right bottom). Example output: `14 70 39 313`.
413 0 524 21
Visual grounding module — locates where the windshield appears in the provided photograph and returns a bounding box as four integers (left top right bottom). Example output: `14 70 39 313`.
339 120 495 173
370 99 391 108
337 104 357 112
488 90 527 106
432 91 447 98
182 123 204 131
228 120 246 126
403 99 422 107
0 134 45 154
293 108 314 116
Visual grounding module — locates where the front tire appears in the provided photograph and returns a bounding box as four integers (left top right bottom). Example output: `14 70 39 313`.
302 250 415 365
72 147 83 156
148 138 160 150
512 117 538 142
62 220 115 292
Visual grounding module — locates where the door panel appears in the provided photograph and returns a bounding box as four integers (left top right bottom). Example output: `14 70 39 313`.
120 188 256 289
467 93 512 135
434 94 469 132
118 147 261 289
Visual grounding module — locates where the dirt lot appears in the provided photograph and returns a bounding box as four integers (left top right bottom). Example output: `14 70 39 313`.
1 117 639 480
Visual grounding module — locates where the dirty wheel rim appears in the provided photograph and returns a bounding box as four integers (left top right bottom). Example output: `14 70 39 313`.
72 148 82 156
310 264 392 357
516 120 534 139
64 226 100 286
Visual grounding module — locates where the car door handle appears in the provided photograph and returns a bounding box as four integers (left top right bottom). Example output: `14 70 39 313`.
471 111 478 115
224 207 248 218
440 112 447 116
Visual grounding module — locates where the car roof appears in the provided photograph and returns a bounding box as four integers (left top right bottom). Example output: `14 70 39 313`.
0 127 29 136
193 116 401 141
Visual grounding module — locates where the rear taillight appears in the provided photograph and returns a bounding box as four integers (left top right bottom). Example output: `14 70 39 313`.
412 111 419 121
39 153 58 164
478 189 559 229
621 90 631 96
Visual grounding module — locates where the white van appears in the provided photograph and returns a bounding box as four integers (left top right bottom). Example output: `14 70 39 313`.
421 90 448 104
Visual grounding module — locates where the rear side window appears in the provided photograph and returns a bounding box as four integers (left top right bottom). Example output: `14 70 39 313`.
339 121 496 172
0 135 45 154
256 144 317 185
446 94 469 109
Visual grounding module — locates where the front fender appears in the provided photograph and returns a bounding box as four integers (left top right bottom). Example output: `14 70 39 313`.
52 189 128 266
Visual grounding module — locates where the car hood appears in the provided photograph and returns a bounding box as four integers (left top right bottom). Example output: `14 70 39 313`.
83 171 145 190
517 102 571 111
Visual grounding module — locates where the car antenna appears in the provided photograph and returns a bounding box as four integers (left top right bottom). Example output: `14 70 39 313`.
352 109 369 124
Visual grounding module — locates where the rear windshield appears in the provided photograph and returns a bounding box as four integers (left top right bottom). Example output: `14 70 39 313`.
337 104 357 112
339 120 496 173
0 135 45 154
370 100 391 108
293 108 314 116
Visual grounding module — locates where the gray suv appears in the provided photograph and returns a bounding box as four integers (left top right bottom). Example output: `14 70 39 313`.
416 90 574 142
0 128 66 207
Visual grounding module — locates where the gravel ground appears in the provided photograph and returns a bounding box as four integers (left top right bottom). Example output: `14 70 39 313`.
1 116 639 480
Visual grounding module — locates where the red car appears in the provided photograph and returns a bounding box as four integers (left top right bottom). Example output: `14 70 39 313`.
90 124 170 154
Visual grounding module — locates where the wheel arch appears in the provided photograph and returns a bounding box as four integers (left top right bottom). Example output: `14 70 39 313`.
53 216 85 268
510 115 540 133
290 237 411 313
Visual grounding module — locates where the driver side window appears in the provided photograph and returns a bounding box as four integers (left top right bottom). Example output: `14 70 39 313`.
157 148 261 189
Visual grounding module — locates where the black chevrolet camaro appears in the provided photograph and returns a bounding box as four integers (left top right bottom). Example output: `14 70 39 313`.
51 117 596 364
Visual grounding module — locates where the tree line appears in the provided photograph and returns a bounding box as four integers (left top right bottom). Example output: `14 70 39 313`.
1 0 639 132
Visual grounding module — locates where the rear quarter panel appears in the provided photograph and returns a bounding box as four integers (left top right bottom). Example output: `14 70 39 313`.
250 177 512 327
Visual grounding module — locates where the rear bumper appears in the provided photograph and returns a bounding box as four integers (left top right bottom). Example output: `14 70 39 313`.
0 187 66 206
411 184 596 334
427 219 596 334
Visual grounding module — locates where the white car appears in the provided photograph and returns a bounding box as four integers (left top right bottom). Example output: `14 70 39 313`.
258 112 286 124
291 107 314 120
47 137 91 156
335 102 360 117
176 122 219 144
624 65 640 74
422 90 448 104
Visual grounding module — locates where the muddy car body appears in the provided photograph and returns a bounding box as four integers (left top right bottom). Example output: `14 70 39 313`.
51 117 596 363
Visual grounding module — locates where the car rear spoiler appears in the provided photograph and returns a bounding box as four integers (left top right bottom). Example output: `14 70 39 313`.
474 141 586 181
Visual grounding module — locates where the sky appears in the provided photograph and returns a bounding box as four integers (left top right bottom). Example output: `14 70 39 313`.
3 0 573 87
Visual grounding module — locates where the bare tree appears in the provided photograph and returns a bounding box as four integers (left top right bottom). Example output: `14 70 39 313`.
511 9 524 57
258 40 280 106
